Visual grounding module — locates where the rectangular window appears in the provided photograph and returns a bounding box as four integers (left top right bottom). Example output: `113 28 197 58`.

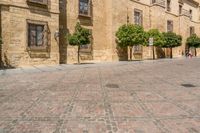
190 26 195 36
167 0 171 12
152 0 156 4
133 45 142 53
27 0 48 5
134 9 143 26
179 5 182 15
167 20 173 32
199 8 200 20
199 7 200 20
79 0 90 16
189 9 193 20
28 23 45 47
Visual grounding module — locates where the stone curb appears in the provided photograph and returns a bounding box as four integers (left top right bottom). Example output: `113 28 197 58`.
0 57 199 76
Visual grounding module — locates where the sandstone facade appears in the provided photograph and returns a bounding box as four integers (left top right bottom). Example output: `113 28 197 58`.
0 0 59 67
60 0 200 64
0 0 200 67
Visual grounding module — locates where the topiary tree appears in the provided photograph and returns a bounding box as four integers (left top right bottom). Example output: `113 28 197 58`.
68 22 91 64
116 24 147 60
186 34 200 56
146 29 164 59
162 32 182 58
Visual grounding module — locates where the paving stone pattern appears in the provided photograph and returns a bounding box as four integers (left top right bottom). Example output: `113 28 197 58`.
0 59 200 133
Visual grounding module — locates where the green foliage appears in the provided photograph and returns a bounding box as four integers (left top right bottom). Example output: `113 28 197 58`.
146 29 164 47
162 32 182 48
116 24 147 48
68 22 91 46
68 35 79 46
67 22 91 64
186 34 200 48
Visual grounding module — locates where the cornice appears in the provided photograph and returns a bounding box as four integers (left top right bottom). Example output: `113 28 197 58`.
0 3 59 14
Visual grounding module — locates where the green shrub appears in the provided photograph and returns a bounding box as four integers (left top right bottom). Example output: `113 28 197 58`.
68 22 91 63
116 24 147 60
146 29 164 47
162 32 182 58
186 34 200 48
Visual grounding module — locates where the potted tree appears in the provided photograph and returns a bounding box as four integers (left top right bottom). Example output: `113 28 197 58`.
116 24 147 60
186 34 200 56
146 29 164 59
162 32 182 58
68 22 91 64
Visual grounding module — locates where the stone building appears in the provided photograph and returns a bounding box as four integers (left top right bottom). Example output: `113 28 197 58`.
0 0 60 67
60 0 200 64
0 0 200 67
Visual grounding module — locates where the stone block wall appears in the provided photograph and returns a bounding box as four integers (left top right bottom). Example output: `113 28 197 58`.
0 0 59 67
59 0 200 63
59 0 114 64
1 0 200 67
111 0 200 60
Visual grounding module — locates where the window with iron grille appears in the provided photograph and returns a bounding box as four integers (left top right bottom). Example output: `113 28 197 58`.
134 9 143 26
167 20 173 32
79 0 90 16
28 24 45 47
152 0 156 4
199 8 200 20
190 26 195 36
27 20 49 50
133 45 142 53
179 5 182 15
189 9 193 20
167 0 171 12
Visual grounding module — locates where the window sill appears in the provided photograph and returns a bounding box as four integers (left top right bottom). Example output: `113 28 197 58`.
133 52 143 54
27 46 48 52
27 46 50 58
27 0 48 6
78 14 92 18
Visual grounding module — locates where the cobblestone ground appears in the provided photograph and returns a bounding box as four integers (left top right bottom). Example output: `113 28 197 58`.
0 58 200 133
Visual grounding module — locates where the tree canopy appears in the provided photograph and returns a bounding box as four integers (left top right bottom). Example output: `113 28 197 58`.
116 24 147 48
67 22 91 63
68 22 91 46
162 32 182 48
186 34 200 48
146 29 164 47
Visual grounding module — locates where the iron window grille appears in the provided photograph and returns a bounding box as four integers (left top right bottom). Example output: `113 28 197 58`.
79 0 91 17
134 9 143 26
27 20 49 51
167 20 173 32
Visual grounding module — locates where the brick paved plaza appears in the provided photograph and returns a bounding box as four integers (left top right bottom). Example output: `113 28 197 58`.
0 59 200 133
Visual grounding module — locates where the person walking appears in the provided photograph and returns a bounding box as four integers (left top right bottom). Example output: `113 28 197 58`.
189 50 193 58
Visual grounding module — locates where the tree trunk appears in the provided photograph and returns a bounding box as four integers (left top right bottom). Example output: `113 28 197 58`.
78 45 80 64
0 44 2 68
170 47 173 59
130 47 132 61
195 48 197 57
152 46 155 60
